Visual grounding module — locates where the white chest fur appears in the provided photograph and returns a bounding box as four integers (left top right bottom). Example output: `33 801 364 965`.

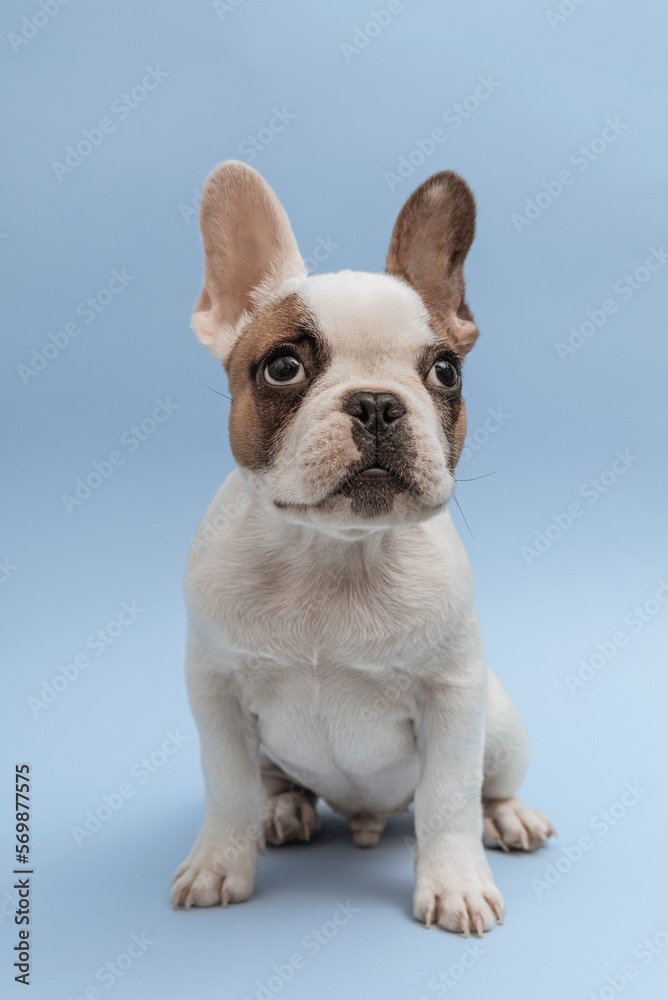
185 471 480 812
187 472 474 658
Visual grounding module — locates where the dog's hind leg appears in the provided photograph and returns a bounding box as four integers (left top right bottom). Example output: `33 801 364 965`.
481 671 556 852
261 753 320 845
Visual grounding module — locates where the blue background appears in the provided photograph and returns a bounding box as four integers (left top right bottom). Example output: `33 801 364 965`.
2 0 668 997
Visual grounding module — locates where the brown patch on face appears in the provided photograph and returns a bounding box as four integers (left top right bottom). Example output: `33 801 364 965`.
418 345 467 471
449 403 467 469
225 293 330 470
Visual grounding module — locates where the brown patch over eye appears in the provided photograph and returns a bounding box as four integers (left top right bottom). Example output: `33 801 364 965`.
419 344 466 470
225 294 330 470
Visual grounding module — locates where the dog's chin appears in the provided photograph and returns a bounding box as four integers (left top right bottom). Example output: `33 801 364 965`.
268 468 452 536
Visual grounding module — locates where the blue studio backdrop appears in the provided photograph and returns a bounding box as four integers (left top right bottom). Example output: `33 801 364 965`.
2 1 668 998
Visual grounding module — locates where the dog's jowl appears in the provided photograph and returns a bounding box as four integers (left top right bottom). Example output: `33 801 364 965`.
171 161 555 935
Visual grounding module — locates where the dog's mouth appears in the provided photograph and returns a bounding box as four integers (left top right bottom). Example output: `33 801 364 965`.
357 466 391 479
271 458 446 523
328 462 417 504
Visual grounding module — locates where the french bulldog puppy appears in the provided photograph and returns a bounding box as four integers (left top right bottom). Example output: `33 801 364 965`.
171 162 555 935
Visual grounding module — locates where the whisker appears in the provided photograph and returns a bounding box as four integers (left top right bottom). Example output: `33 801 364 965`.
203 383 232 401
452 493 474 539
464 441 498 470
454 472 497 483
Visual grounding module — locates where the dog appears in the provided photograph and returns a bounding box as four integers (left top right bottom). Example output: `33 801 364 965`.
171 161 555 935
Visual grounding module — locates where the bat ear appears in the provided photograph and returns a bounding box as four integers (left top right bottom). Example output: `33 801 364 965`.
386 171 478 355
192 161 306 365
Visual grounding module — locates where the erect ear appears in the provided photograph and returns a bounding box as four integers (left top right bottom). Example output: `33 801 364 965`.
192 160 306 365
386 171 478 355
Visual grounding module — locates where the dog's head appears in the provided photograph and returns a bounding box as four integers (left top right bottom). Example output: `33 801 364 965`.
193 162 479 535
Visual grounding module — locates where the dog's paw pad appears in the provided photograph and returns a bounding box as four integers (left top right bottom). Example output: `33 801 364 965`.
264 791 320 846
483 797 555 852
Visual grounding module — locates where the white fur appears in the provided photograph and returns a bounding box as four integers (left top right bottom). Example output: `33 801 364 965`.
172 164 554 933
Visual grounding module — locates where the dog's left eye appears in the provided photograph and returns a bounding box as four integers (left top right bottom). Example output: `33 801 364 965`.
427 360 459 388
264 354 306 385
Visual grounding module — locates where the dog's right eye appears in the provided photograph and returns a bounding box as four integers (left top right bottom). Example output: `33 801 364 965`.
264 354 306 385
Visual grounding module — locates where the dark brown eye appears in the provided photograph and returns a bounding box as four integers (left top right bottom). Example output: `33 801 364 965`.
427 360 459 388
264 354 305 385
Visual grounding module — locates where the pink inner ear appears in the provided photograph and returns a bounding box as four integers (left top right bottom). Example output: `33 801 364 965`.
191 161 306 364
229 228 279 316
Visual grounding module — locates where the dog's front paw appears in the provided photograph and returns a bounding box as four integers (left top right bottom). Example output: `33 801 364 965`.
414 863 504 936
171 843 258 910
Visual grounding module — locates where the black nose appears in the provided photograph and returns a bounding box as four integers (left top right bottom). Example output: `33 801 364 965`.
343 391 406 432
